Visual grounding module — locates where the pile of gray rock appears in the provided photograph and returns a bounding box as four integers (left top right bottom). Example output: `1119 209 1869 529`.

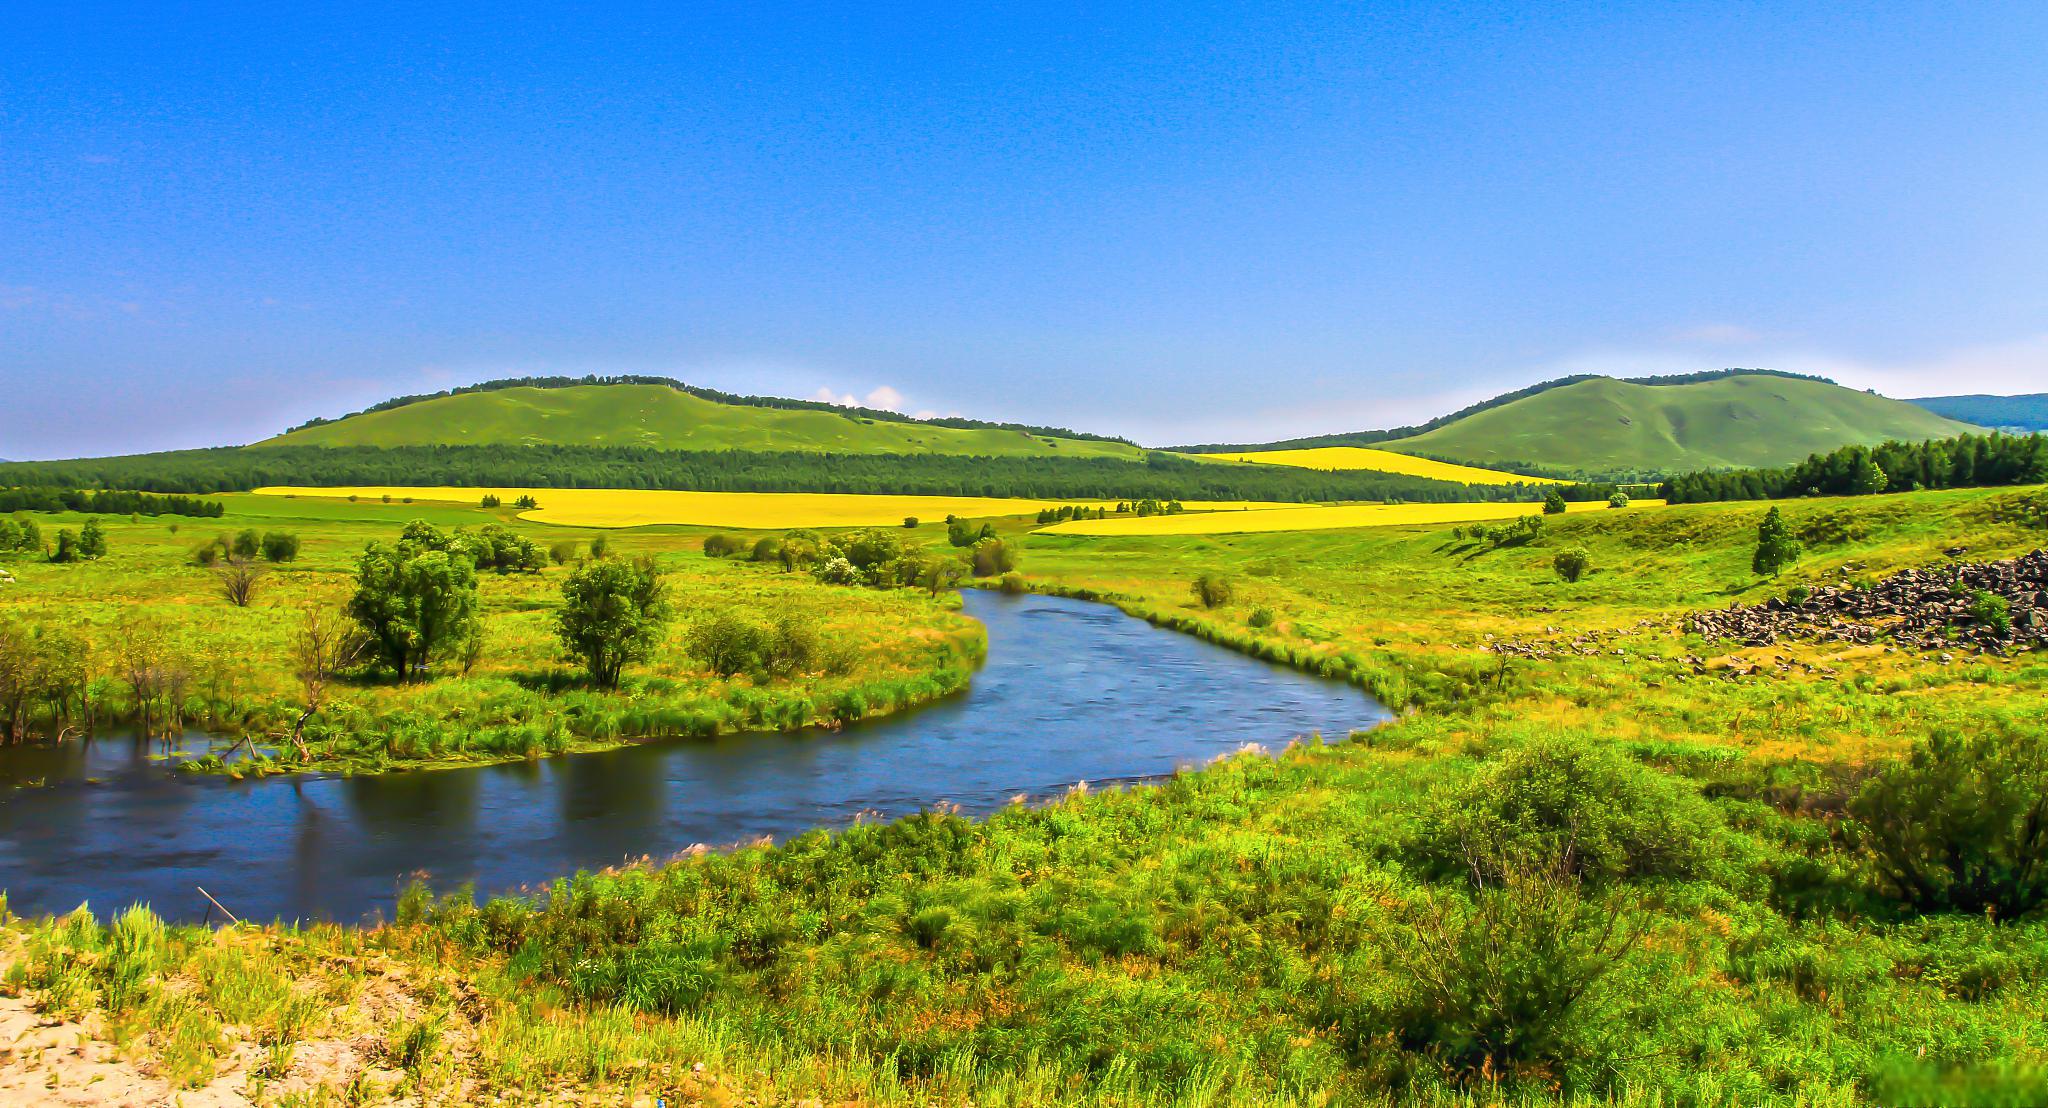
1686 550 2048 653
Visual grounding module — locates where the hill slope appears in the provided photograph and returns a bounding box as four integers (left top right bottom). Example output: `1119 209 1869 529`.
266 382 1144 459
1908 393 2048 432
1382 374 1975 474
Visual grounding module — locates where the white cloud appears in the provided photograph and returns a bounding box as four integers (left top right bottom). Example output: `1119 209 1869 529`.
863 386 905 411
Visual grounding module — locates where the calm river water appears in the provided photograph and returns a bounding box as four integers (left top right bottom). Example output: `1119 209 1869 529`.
0 592 1384 923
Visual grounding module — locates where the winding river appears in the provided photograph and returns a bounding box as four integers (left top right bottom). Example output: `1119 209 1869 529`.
0 592 1385 924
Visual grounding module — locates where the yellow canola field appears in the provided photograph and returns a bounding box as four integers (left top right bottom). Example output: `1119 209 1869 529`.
251 486 1301 529
1208 447 1564 486
1038 499 1664 537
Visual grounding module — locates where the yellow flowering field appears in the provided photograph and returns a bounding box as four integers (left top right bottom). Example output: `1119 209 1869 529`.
1037 498 1663 536
1206 446 1564 485
250 486 1301 529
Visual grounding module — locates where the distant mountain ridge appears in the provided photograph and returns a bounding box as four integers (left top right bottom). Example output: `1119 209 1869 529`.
1908 393 2048 432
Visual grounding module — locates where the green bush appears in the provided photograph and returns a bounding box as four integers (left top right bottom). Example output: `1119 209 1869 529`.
1192 573 1234 608
702 533 745 558
1369 864 1647 1082
1409 738 1725 885
1849 727 2048 919
968 537 1016 578
1543 488 1569 514
260 531 300 562
1248 606 1276 629
1969 590 2012 636
1553 548 1590 583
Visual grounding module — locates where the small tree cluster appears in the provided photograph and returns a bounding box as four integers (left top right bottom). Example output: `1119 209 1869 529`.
0 517 44 555
685 610 822 680
347 521 484 680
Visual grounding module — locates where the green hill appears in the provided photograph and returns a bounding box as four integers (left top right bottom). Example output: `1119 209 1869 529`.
1381 373 1976 475
267 379 1143 459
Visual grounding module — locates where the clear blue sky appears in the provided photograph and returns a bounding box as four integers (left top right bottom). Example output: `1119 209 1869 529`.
4 2 2046 459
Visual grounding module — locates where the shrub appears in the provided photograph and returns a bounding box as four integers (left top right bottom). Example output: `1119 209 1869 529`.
1553 548 1590 583
1849 728 2048 919
1248 607 1275 629
1409 738 1724 885
588 535 611 560
49 529 80 563
998 571 1027 595
513 495 539 509
1607 491 1630 509
231 528 261 560
548 540 580 565
1970 590 2013 636
968 537 1016 578
191 541 222 567
750 537 784 563
1376 863 1647 1081
902 516 920 528
260 531 300 562
702 533 745 558
480 494 501 508
1542 489 1568 514
686 611 769 678
1191 573 1234 608
766 612 822 676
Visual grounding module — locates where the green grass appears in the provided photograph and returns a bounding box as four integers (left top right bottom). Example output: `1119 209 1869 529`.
5 485 2047 1104
264 383 1147 459
1385 375 1975 475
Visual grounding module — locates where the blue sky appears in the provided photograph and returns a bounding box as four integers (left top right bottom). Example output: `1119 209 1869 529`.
4 3 2046 459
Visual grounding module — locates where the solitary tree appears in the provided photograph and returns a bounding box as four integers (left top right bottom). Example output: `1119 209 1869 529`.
347 523 482 679
49 529 81 563
217 557 261 607
1192 573 1235 608
1752 506 1802 576
1542 489 1569 515
1553 548 1590 583
555 555 671 688
260 531 301 562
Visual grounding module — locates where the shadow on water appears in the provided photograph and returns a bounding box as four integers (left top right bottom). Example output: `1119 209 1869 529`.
0 592 1387 923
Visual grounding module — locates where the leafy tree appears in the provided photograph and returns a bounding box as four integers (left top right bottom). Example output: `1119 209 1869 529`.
346 523 483 679
765 612 821 677
1606 491 1630 509
548 540 580 565
1192 573 1234 608
749 536 784 563
588 535 611 560
947 518 993 548
555 555 671 688
1542 488 1568 514
1752 506 1801 576
260 531 301 562
902 516 920 528
1850 728 2048 919
77 518 107 559
49 529 80 563
1849 453 1887 496
703 533 745 558
480 493 502 508
1553 548 1590 583
231 528 261 560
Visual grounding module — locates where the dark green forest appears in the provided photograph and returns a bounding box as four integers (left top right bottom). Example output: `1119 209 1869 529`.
1660 432 2048 503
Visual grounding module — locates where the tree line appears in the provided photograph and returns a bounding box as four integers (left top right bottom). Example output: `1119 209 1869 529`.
1660 432 2048 504
0 445 1562 505
0 487 223 517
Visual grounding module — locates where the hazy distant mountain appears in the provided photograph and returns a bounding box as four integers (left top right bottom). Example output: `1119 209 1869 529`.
1907 394 2048 432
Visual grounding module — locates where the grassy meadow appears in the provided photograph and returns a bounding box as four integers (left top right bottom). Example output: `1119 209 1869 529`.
0 493 985 774
4 482 2046 1103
